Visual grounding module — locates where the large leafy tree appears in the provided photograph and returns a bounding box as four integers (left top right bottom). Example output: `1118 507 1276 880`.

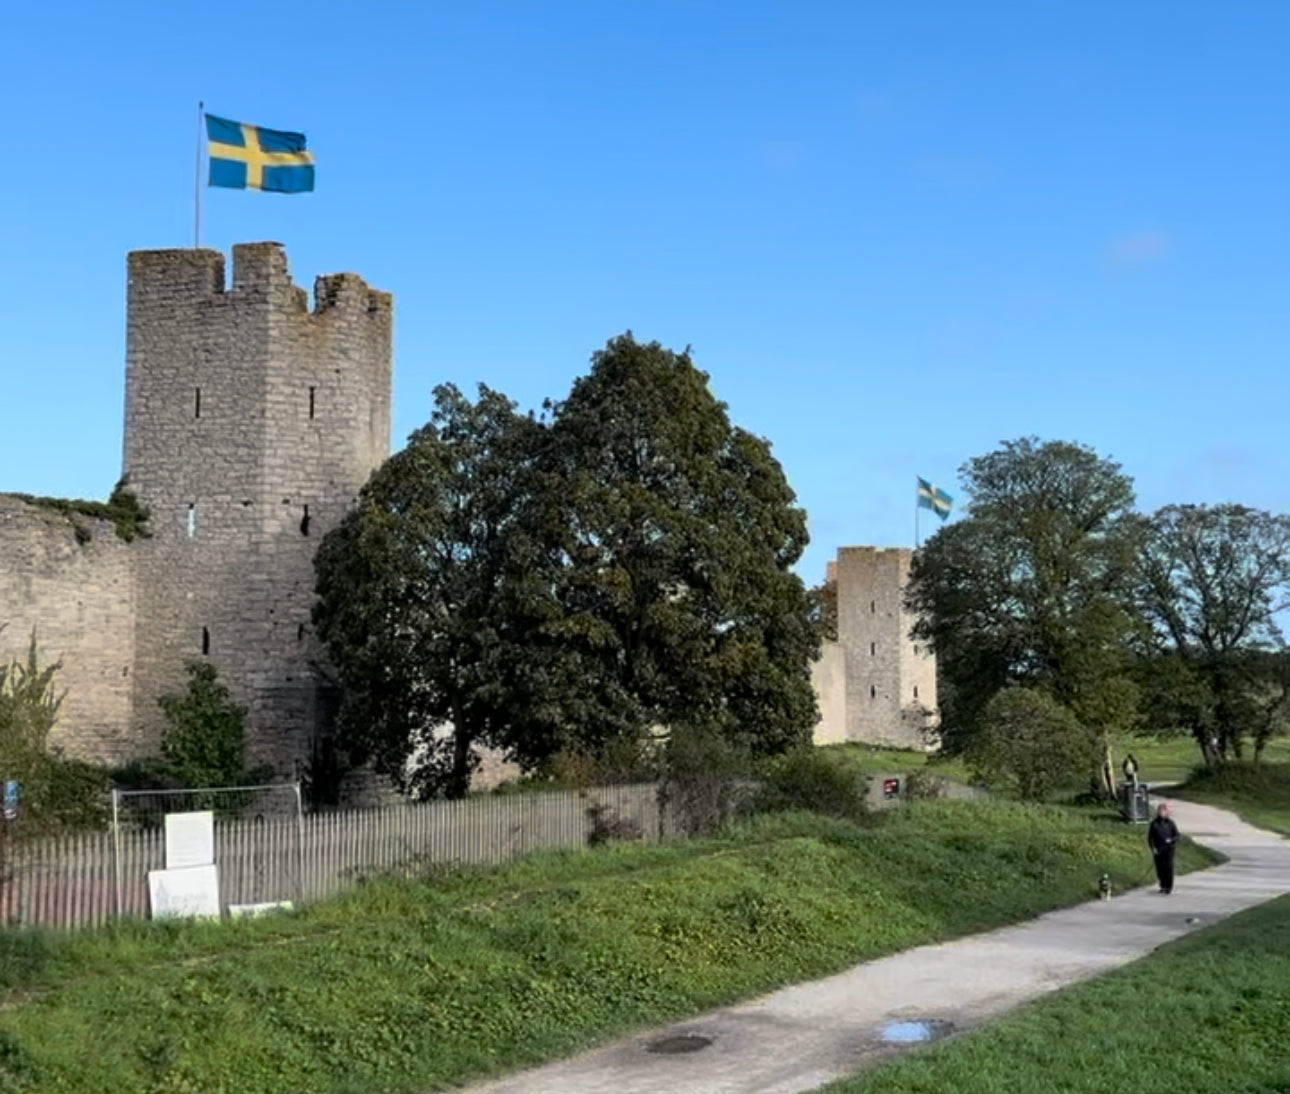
907 438 1141 793
313 384 555 798
544 335 820 759
1134 504 1290 765
314 339 819 797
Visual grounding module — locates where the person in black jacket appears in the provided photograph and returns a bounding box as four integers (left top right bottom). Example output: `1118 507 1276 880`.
1148 802 1180 894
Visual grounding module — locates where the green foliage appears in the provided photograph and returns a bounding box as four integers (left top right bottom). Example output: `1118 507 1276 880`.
313 383 554 798
155 662 267 789
907 437 1142 792
751 746 867 820
547 335 820 760
1135 504 1290 766
969 687 1100 800
827 894 1290 1094
0 801 1216 1093
657 723 751 836
315 337 820 797
1175 761 1290 837
11 481 150 544
0 631 108 836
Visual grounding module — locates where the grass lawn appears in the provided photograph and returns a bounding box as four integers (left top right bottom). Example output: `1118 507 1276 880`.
1114 734 1290 787
1171 762 1290 837
0 801 1217 1094
825 892 1290 1094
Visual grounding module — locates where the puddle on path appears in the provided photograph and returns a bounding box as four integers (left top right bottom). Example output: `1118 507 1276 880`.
879 1019 954 1045
646 1034 713 1055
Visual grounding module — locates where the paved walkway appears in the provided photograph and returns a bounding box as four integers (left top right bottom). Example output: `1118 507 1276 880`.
460 797 1290 1094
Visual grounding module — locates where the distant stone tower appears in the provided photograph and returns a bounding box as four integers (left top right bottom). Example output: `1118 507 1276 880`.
812 546 938 748
122 243 392 774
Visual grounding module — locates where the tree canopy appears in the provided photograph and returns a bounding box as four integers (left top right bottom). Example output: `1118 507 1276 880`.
313 336 819 797
907 438 1142 790
1134 504 1290 762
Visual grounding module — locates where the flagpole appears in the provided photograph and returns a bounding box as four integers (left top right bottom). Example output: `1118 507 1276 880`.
915 476 921 549
194 101 204 249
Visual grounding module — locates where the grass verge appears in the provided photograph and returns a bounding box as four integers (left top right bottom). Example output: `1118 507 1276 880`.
1172 762 1290 837
0 801 1218 1094
825 892 1290 1094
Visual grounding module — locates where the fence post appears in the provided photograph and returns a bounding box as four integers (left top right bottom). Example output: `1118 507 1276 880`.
111 787 123 919
293 781 305 905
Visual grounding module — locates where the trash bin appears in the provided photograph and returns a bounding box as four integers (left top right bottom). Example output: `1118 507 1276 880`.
1120 782 1151 823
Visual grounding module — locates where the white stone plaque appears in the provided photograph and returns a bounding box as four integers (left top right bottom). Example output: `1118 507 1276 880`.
165 810 215 869
149 864 221 919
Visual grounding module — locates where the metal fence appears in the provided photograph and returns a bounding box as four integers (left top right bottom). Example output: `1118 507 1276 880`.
0 784 672 930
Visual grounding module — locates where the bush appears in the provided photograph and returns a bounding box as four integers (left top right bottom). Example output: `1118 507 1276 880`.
0 631 109 836
751 747 866 819
657 724 751 836
154 662 273 790
969 687 1099 800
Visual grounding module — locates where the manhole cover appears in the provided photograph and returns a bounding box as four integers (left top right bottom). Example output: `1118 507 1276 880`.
880 1019 954 1045
647 1034 713 1055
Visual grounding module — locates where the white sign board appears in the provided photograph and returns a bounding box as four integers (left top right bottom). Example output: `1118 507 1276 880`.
165 811 215 869
148 864 221 920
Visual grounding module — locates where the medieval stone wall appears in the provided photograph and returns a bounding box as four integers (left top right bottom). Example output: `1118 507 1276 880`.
122 243 392 775
812 545 938 749
0 497 135 762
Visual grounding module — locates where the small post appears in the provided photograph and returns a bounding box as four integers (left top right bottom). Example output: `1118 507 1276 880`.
111 787 123 918
293 781 306 905
194 101 204 249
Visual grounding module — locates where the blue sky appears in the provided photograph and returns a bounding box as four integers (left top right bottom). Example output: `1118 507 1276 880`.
2 2 1287 583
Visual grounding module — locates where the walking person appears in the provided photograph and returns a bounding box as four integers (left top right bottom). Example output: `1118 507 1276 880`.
1149 801 1180 894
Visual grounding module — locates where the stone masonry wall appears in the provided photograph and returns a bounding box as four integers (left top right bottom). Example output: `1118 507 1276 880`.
0 497 136 763
815 546 937 749
122 243 392 775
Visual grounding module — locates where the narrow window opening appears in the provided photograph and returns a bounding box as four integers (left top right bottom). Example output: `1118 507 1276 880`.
300 504 311 536
870 642 876 656
201 627 210 656
194 387 202 419
870 600 876 614
297 623 305 641
308 386 316 419
913 685 920 700
870 685 877 699
186 503 196 539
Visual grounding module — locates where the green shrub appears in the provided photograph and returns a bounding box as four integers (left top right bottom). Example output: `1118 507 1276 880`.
0 631 108 835
155 662 272 789
969 687 1099 800
657 724 751 836
751 747 866 819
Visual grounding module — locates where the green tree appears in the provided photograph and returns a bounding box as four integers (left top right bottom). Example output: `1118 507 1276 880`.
313 384 557 798
907 438 1141 794
314 338 819 797
969 687 1100 800
545 334 819 760
158 662 255 788
0 629 108 834
1134 504 1290 765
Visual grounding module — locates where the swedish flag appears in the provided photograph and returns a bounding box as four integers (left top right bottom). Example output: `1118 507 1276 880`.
206 114 315 193
917 477 953 520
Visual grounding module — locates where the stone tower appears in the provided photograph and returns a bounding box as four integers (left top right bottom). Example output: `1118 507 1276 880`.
812 546 938 748
122 242 392 773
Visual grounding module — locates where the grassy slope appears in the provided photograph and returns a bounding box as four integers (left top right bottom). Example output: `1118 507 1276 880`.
1172 762 1290 837
1115 735 1290 787
827 893 1290 1094
0 802 1217 1094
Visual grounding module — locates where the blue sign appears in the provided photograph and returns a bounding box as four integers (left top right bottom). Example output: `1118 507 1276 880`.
3 780 18 821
